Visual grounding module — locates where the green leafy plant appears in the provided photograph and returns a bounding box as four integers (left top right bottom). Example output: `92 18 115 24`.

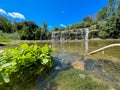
0 43 55 85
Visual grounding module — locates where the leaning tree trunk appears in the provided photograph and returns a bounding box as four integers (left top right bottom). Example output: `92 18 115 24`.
86 44 120 56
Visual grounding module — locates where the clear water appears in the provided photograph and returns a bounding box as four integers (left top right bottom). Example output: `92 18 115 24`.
0 39 120 90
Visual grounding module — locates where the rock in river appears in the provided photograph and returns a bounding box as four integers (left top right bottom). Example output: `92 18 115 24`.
71 60 84 70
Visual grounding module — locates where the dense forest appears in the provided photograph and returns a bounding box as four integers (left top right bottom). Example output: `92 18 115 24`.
0 16 51 41
0 0 120 41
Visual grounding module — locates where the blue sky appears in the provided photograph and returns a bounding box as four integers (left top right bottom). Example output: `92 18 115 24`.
0 0 107 29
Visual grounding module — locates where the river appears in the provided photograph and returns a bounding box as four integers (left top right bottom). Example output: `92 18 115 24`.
0 39 120 90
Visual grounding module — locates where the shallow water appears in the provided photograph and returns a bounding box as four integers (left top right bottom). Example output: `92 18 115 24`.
0 39 120 90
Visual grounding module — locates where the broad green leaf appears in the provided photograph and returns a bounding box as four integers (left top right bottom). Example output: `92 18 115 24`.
41 59 49 65
1 73 10 83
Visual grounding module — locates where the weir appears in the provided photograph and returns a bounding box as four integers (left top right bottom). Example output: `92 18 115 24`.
52 28 89 42
51 28 90 53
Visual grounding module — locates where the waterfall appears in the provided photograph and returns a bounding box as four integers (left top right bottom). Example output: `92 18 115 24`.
85 28 89 41
60 31 68 42
75 30 78 40
52 28 89 41
60 31 63 42
80 29 84 39
51 28 90 54
85 28 89 53
52 31 59 41
52 32 55 41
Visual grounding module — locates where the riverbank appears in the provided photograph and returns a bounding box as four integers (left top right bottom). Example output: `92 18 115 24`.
0 38 120 43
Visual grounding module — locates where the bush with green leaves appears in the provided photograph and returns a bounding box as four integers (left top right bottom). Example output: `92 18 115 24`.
0 43 55 85
0 31 20 42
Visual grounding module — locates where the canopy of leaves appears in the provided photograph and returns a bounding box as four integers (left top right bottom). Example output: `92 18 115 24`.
97 7 108 21
83 16 93 23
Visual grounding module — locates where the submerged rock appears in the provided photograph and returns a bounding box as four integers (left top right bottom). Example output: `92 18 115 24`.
55 66 62 71
71 60 84 70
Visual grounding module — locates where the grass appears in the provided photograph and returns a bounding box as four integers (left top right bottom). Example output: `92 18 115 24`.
0 39 11 42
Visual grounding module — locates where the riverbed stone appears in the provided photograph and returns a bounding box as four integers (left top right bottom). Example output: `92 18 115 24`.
71 60 84 70
55 66 62 71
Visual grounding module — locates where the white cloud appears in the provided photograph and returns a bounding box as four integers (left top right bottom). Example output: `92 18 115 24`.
8 12 25 19
48 26 52 28
0 8 25 20
60 24 66 27
0 9 7 15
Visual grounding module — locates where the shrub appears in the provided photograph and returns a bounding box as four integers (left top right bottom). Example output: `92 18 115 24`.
0 31 20 42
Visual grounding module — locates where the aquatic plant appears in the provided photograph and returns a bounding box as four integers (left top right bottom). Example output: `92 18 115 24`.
0 43 55 85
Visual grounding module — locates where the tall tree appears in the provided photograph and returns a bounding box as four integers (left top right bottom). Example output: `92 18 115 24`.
52 26 59 31
42 22 47 30
97 7 108 21
0 15 13 33
83 16 93 23
107 0 120 16
41 22 48 40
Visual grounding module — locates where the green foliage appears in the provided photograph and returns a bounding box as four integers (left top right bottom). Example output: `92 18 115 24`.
79 22 90 28
98 30 109 39
107 0 120 17
89 31 99 38
0 44 55 85
0 31 20 42
0 15 51 40
52 26 59 31
97 7 108 21
83 16 93 23
98 12 120 39
0 16 13 33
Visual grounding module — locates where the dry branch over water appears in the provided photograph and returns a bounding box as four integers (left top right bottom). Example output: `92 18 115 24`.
87 44 120 56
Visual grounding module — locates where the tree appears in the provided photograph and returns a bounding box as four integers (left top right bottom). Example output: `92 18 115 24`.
107 0 120 16
18 26 29 40
97 7 108 21
98 13 120 39
0 15 13 33
42 22 47 30
52 26 59 31
41 22 48 40
35 27 42 40
117 2 120 13
83 16 93 23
